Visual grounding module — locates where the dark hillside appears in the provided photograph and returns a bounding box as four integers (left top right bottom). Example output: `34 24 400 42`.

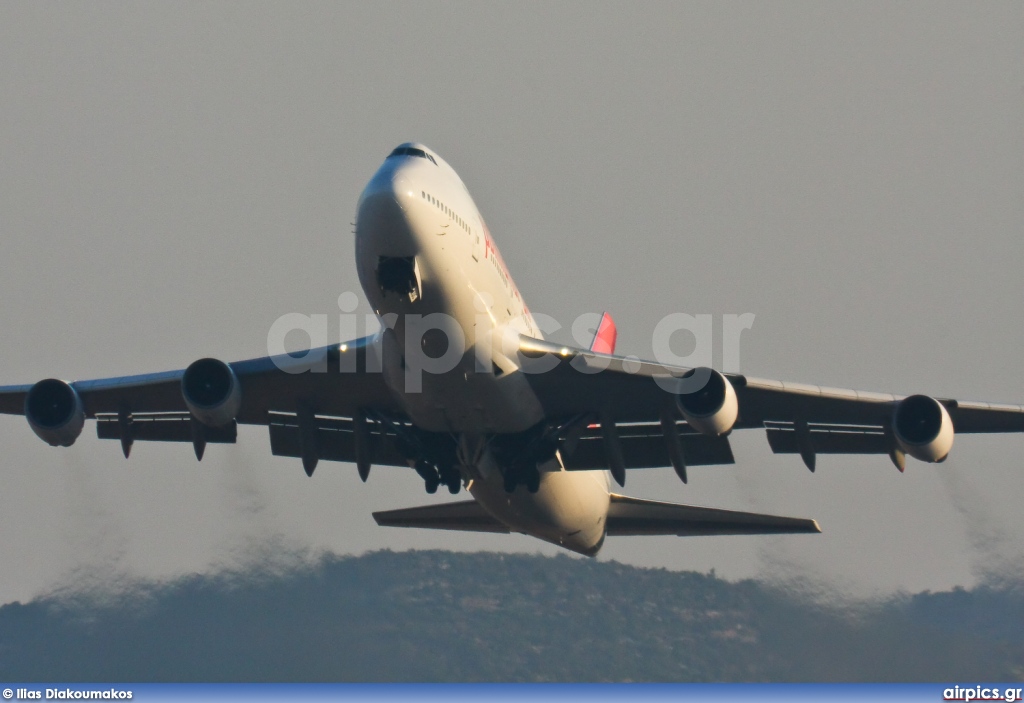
1 551 1020 682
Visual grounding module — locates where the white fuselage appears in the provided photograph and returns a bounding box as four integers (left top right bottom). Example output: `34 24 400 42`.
355 144 610 555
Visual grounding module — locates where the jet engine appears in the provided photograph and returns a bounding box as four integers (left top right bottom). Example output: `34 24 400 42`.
181 358 241 427
675 367 738 436
892 394 954 463
25 378 85 446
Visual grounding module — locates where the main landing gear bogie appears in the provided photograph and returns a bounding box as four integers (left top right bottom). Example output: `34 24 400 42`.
503 464 541 494
415 459 461 495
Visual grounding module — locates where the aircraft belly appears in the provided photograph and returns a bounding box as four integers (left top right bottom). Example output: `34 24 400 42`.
469 465 610 556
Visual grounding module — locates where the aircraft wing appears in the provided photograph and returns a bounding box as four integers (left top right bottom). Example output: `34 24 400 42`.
0 335 417 472
0 336 401 421
517 335 1024 473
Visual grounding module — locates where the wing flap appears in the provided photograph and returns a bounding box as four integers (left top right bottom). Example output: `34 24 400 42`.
268 412 410 467
764 421 888 455
560 424 734 469
373 500 510 533
605 494 821 536
96 413 237 444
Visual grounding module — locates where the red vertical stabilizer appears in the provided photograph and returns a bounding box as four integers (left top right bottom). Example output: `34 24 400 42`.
590 312 617 355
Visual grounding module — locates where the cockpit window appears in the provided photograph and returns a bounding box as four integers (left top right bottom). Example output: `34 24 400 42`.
387 146 436 164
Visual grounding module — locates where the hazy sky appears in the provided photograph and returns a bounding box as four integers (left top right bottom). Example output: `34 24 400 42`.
0 2 1021 604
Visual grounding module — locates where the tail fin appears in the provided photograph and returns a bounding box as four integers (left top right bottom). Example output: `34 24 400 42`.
589 312 617 355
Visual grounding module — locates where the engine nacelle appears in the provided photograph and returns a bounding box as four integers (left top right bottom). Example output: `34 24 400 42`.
892 394 954 463
675 367 738 436
181 358 241 427
25 379 85 447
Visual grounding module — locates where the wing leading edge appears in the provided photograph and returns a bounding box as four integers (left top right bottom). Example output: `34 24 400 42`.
0 335 401 423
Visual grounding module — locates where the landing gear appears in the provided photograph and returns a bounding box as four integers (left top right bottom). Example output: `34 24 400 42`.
503 471 518 494
489 420 562 495
502 464 542 494
366 410 461 497
415 459 462 495
415 460 441 494
525 467 541 494
438 461 461 495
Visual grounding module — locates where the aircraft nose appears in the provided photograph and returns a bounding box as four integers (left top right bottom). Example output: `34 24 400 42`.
357 164 419 256
361 164 417 207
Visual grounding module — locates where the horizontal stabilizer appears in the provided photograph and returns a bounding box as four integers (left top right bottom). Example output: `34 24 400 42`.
373 500 510 534
606 494 821 536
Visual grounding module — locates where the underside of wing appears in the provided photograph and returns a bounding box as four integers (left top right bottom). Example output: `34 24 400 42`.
515 334 1024 475
559 421 734 469
267 412 409 467
373 500 511 533
605 494 821 536
0 336 416 472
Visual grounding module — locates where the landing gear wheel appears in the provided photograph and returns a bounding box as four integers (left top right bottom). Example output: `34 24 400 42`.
415 460 441 495
437 462 461 495
503 471 518 494
525 468 541 494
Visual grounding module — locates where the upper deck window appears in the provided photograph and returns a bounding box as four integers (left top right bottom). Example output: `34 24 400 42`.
387 147 436 164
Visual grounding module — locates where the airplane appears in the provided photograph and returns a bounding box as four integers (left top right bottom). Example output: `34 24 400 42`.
3 142 1023 556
